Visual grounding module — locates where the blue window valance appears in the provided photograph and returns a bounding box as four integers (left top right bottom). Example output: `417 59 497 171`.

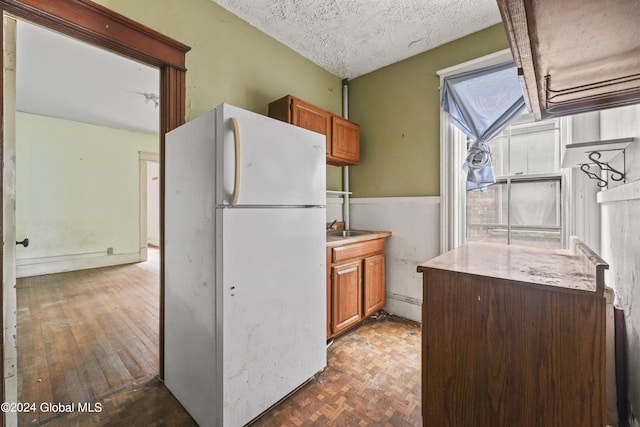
441 62 526 190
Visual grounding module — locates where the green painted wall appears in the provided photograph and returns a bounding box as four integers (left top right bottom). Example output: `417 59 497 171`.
16 112 158 259
91 2 508 194
94 0 343 189
348 24 509 197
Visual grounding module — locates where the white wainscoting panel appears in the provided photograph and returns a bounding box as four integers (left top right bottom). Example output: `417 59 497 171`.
350 196 440 322
326 194 344 223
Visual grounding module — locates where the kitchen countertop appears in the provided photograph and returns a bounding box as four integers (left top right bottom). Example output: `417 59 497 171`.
417 238 608 294
326 230 392 248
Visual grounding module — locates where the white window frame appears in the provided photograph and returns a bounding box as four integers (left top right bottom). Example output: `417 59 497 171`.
437 49 574 253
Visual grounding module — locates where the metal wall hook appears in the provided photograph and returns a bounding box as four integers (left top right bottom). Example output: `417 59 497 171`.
580 164 608 187
16 238 29 247
587 151 625 182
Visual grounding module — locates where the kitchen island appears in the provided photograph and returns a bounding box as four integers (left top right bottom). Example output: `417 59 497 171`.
417 238 608 426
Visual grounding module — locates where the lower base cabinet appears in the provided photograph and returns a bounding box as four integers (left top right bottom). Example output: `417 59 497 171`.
331 260 362 334
327 238 386 339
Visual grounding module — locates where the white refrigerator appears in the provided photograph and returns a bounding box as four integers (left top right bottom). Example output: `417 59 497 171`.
164 104 327 426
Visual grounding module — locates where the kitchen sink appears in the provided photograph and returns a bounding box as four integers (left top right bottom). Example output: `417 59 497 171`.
326 229 371 238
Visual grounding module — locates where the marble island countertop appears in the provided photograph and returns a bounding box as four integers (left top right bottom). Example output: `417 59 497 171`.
417 238 608 295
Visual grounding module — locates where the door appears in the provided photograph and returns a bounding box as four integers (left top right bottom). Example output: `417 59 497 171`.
217 104 326 207
146 160 160 247
221 207 326 426
331 259 362 334
291 97 332 157
331 115 360 164
364 254 386 317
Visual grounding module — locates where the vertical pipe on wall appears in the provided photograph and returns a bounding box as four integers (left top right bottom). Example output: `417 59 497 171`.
342 78 350 230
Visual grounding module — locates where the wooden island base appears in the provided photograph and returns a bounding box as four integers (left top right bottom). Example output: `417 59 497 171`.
417 238 608 427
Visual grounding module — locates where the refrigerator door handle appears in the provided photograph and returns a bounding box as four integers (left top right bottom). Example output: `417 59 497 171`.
230 117 241 205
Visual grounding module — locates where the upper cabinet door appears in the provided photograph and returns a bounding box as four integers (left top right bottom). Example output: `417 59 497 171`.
291 98 332 157
331 115 360 166
268 95 361 166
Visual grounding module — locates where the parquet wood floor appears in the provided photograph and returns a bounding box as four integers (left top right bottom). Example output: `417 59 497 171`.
16 251 422 426
251 314 422 427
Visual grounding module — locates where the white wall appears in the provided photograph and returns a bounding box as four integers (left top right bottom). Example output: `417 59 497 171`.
598 104 640 427
326 194 344 224
350 196 440 322
15 112 159 276
568 112 602 254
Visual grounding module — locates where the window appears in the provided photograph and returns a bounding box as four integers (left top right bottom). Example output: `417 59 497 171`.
438 50 575 253
465 114 564 249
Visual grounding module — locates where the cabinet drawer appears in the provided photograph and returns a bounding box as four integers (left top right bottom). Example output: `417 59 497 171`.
332 239 384 263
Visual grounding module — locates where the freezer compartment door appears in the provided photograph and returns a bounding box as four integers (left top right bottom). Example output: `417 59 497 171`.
220 207 326 426
216 104 326 207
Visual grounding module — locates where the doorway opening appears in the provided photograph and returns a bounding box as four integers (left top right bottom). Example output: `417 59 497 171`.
12 18 163 425
0 1 189 424
15 19 161 275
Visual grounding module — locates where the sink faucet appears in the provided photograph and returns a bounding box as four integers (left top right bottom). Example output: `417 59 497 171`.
327 219 338 231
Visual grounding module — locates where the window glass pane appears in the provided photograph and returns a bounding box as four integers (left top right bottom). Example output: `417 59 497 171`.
510 181 560 227
509 124 559 175
466 183 508 244
510 229 561 249
467 225 509 244
464 114 564 249
467 180 561 248
488 134 508 176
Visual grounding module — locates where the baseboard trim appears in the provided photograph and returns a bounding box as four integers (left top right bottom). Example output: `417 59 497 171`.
385 293 423 323
387 293 422 306
17 251 142 278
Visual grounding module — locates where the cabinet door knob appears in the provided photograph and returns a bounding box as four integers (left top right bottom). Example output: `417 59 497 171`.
16 238 29 247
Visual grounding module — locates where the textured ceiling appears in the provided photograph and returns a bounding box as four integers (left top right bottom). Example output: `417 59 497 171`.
211 0 503 79
16 1 503 134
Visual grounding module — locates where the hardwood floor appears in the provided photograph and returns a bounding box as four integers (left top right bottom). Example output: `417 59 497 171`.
14 249 195 426
17 252 421 426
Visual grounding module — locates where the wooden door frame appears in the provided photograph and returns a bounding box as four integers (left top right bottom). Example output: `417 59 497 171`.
0 0 190 416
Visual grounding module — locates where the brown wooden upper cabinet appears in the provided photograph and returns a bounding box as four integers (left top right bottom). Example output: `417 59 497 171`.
268 95 360 166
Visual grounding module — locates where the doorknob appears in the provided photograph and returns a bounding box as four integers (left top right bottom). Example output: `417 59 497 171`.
16 238 29 247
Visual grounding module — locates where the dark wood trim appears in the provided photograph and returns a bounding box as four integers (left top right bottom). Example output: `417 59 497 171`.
0 0 189 70
0 1 190 420
158 65 186 379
